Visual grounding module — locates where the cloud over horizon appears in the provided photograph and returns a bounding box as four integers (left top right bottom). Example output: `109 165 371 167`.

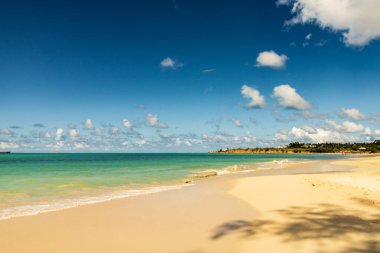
122 119 132 129
69 128 79 138
326 119 365 133
146 114 168 128
55 128 64 141
288 126 354 143
340 108 366 121
85 119 94 129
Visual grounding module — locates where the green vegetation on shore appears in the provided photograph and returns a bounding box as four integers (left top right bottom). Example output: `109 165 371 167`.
212 140 380 154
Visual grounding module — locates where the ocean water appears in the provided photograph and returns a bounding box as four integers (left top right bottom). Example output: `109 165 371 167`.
0 153 345 219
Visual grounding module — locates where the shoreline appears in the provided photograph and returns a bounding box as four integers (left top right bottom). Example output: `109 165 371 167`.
210 150 379 155
0 155 338 221
0 170 256 253
0 156 379 252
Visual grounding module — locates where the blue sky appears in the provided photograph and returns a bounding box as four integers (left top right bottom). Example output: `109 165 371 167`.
1 0 380 152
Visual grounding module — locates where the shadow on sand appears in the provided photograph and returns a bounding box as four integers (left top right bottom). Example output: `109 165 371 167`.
211 200 380 252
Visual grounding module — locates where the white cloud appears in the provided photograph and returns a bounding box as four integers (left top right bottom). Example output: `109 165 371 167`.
135 139 147 146
241 132 256 143
340 108 366 120
110 127 120 134
255 50 288 68
276 0 290 6
122 119 132 129
231 119 243 128
282 0 380 46
69 128 79 138
273 84 311 110
341 121 364 133
325 119 368 133
160 57 175 68
289 126 354 143
275 131 288 142
364 127 372 136
0 128 16 137
241 84 265 108
202 69 215 73
160 57 182 69
158 131 169 139
0 141 19 149
184 139 193 147
0 128 12 135
55 128 64 141
85 119 94 129
198 131 258 148
146 114 168 128
303 33 312 47
73 142 88 149
362 127 380 141
146 114 158 126
325 119 342 131
93 128 103 136
157 122 168 128
326 119 365 133
301 125 317 134
175 138 182 146
47 141 64 150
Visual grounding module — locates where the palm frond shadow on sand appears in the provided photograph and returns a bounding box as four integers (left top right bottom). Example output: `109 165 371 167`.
211 200 380 253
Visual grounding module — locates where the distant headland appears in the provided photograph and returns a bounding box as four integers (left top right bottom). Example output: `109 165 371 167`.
210 140 380 154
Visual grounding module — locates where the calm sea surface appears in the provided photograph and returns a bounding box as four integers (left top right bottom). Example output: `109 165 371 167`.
0 153 345 219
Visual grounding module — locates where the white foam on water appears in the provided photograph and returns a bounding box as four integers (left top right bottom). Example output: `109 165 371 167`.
258 159 300 169
216 165 239 175
193 164 259 178
0 158 316 220
0 184 190 220
200 158 314 177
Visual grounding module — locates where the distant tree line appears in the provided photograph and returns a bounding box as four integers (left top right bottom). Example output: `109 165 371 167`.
214 140 380 154
287 140 380 153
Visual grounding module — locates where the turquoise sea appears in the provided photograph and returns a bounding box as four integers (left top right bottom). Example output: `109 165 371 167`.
0 153 346 219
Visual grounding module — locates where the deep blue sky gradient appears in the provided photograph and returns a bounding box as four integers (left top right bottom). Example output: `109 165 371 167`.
1 0 380 151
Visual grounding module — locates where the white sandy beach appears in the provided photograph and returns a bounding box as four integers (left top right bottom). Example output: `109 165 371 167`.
0 156 379 253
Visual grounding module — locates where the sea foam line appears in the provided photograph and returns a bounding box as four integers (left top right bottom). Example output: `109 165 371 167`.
191 159 299 178
0 184 190 220
0 158 312 220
